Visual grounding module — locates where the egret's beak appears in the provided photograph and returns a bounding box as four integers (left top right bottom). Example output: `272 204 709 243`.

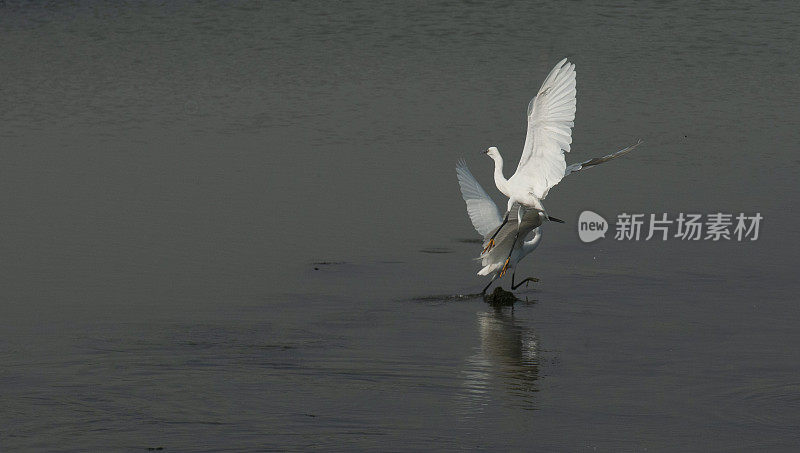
481 148 488 155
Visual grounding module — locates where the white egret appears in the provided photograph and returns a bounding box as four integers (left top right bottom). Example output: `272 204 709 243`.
479 57 642 277
457 160 544 293
457 143 642 292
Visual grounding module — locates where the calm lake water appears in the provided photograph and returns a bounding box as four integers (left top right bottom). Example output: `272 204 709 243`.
1 1 798 451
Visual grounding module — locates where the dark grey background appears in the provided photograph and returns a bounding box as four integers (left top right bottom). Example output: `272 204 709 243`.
1 1 798 451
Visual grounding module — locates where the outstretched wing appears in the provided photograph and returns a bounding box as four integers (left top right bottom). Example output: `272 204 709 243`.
456 159 503 237
565 139 643 176
512 58 577 199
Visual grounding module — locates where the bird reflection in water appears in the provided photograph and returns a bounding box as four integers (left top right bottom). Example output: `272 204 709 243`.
459 304 540 412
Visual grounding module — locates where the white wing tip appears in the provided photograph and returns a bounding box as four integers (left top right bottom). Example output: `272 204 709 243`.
556 57 574 70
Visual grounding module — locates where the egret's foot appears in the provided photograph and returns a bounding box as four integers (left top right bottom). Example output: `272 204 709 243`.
512 276 539 290
482 239 495 254
499 258 511 277
526 277 540 287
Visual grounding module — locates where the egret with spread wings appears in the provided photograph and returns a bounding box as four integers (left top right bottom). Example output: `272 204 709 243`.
476 58 642 278
456 159 544 293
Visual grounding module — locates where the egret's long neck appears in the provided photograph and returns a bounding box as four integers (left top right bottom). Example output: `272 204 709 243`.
522 228 543 255
491 154 511 197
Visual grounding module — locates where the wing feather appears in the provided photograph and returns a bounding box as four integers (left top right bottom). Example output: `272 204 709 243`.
512 59 577 199
456 159 503 237
565 139 643 176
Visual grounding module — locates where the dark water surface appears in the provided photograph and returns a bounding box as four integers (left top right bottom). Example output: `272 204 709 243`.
1 1 798 451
